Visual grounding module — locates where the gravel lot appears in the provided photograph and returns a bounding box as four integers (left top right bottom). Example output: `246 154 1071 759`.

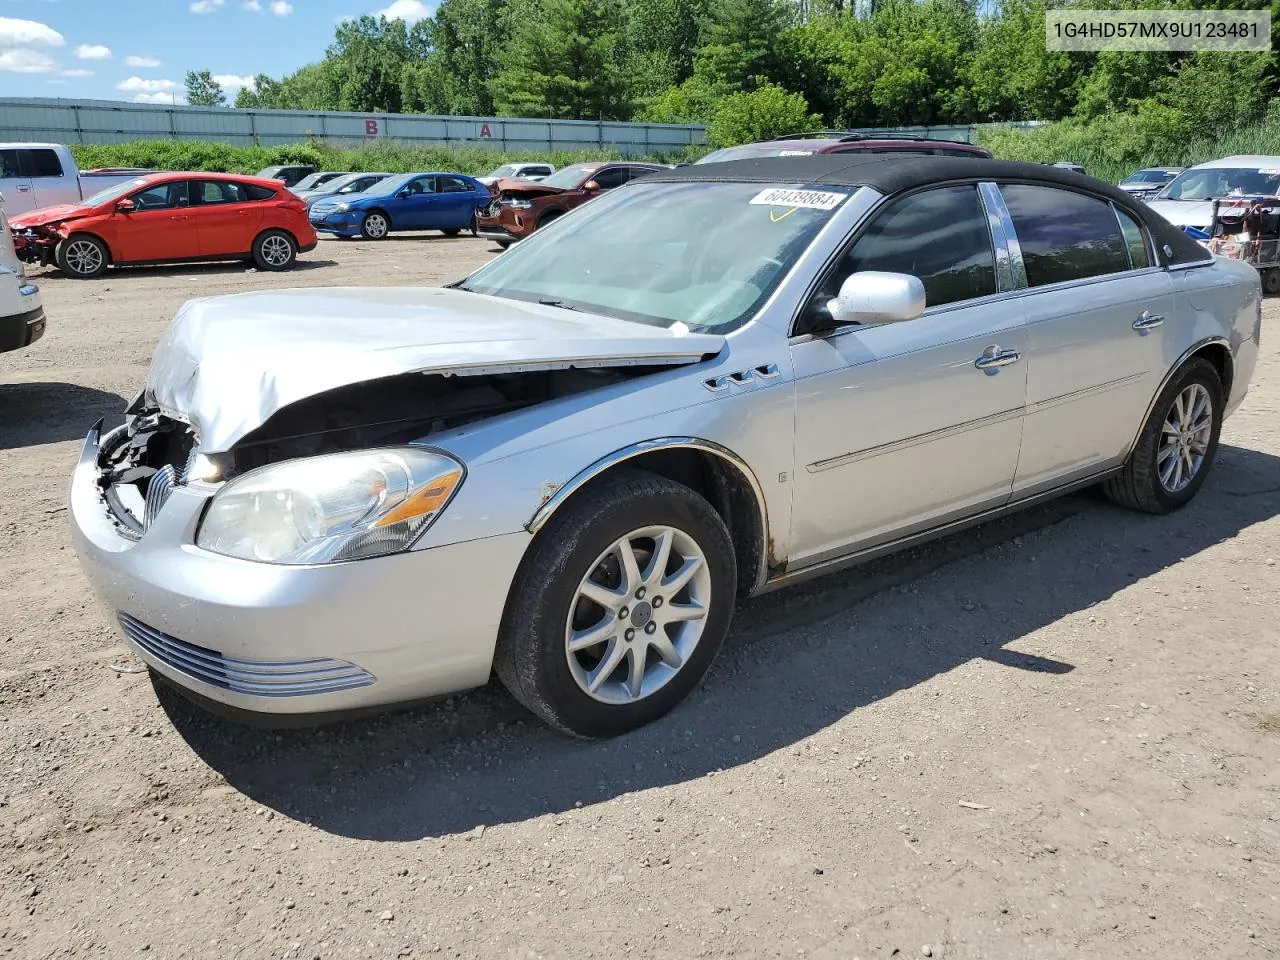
2 236 1277 960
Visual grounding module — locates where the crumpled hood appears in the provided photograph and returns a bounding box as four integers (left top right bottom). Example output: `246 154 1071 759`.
146 286 725 452
8 204 87 229
1145 199 1213 230
494 177 565 196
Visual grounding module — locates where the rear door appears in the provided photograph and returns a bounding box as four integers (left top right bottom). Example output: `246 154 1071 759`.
23 148 79 209
996 183 1175 494
111 179 199 262
190 179 264 256
0 149 34 215
432 175 481 228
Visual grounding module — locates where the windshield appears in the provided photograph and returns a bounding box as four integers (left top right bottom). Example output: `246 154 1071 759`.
292 173 324 191
489 164 519 178
1126 169 1173 184
1157 166 1280 200
459 180 853 333
538 163 601 189
695 145 816 164
82 177 150 207
366 174 413 197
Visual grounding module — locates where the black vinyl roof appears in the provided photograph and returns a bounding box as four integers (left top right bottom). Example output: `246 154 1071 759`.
644 155 1211 265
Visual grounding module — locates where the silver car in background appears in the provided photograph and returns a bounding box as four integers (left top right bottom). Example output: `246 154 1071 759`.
69 157 1261 738
294 171 392 210
1118 166 1184 202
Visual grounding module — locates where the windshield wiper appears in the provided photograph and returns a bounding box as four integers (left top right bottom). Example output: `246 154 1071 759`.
538 298 578 311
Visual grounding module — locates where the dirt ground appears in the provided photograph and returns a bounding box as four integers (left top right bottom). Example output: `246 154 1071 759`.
1 235 1277 960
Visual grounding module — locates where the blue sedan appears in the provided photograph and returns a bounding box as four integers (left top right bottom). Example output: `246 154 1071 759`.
308 172 491 240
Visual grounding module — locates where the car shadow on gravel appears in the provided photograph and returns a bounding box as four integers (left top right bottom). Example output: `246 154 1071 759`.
0 381 125 450
159 442 1280 841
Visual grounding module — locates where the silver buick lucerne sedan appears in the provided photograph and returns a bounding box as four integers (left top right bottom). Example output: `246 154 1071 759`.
70 156 1261 737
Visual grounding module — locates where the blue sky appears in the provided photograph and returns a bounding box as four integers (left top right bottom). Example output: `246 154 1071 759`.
0 0 431 103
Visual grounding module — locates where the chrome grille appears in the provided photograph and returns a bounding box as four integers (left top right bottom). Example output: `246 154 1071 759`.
117 614 376 697
142 464 175 529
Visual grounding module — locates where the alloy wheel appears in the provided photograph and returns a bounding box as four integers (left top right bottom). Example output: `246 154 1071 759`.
364 214 388 238
260 235 292 266
1158 382 1212 493
65 239 104 276
564 525 712 705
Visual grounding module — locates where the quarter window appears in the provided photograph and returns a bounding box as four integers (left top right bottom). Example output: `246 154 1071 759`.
820 185 998 310
1000 184 1130 286
243 183 276 201
1114 206 1151 269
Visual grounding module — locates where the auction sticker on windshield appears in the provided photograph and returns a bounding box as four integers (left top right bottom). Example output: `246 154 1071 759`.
749 187 847 210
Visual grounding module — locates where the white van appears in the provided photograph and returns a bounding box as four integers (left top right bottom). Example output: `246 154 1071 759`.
0 191 46 354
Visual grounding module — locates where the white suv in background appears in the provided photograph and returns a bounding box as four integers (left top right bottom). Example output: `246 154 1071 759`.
0 192 46 354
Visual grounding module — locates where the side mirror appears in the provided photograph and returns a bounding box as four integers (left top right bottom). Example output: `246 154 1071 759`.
398 188 412 198
824 271 925 329
583 180 600 192
115 198 136 213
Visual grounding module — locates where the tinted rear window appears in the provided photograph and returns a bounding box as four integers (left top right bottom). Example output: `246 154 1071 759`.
244 183 277 201
1001 184 1130 286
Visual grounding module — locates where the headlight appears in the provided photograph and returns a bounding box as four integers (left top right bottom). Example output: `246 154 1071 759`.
333 202 351 213
196 448 463 564
501 199 533 209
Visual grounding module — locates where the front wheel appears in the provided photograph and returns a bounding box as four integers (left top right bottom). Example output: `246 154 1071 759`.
360 211 389 240
441 227 461 237
1103 357 1223 513
252 230 297 271
494 470 737 738
56 234 108 279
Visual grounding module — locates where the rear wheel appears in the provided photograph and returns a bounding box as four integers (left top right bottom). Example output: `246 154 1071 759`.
494 470 736 738
360 211 389 240
252 230 297 271
442 227 461 237
56 234 108 279
1103 357 1223 514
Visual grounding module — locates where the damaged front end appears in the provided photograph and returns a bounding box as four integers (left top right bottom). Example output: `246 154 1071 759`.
94 365 659 539
12 223 68 267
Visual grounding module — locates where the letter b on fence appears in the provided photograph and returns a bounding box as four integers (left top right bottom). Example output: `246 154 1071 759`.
365 118 380 136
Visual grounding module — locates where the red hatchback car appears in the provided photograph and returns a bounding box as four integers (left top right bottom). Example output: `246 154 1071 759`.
9 172 317 279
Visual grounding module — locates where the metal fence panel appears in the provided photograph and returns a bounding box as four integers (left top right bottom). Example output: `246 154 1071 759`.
0 97 707 155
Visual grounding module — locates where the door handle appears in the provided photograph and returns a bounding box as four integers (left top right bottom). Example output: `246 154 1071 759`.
1133 310 1164 330
169 215 190 221
974 347 1021 370
17 185 31 192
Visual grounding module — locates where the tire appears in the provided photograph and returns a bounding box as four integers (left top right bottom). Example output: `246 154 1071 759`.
1263 268 1280 296
469 216 478 238
56 234 108 279
496 239 513 249
1103 357 1223 514
442 227 461 237
494 469 737 738
360 210 390 240
536 210 564 230
252 229 297 271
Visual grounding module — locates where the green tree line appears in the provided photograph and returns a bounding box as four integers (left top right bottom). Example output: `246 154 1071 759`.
196 0 1277 150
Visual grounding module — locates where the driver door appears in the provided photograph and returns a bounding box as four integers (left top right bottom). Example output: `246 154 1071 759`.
788 184 1028 567
392 175 438 229
110 180 199 262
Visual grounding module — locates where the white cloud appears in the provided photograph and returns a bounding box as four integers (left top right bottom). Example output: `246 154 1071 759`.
190 0 226 12
125 55 161 68
377 0 430 23
74 43 111 60
212 73 255 90
134 92 183 104
62 68 93 77
270 0 293 14
0 17 65 47
47 78 68 86
0 48 58 73
117 76 180 93
244 0 262 9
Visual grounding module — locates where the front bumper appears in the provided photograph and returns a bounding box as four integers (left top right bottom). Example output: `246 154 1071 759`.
309 209 362 236
69 424 530 716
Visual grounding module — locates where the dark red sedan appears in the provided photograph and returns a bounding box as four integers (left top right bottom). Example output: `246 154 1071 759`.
10 172 317 279
475 161 669 247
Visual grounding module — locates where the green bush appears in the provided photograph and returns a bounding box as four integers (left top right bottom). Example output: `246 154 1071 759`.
69 138 691 176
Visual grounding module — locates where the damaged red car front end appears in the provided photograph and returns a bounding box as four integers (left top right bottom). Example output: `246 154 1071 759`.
9 204 83 267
